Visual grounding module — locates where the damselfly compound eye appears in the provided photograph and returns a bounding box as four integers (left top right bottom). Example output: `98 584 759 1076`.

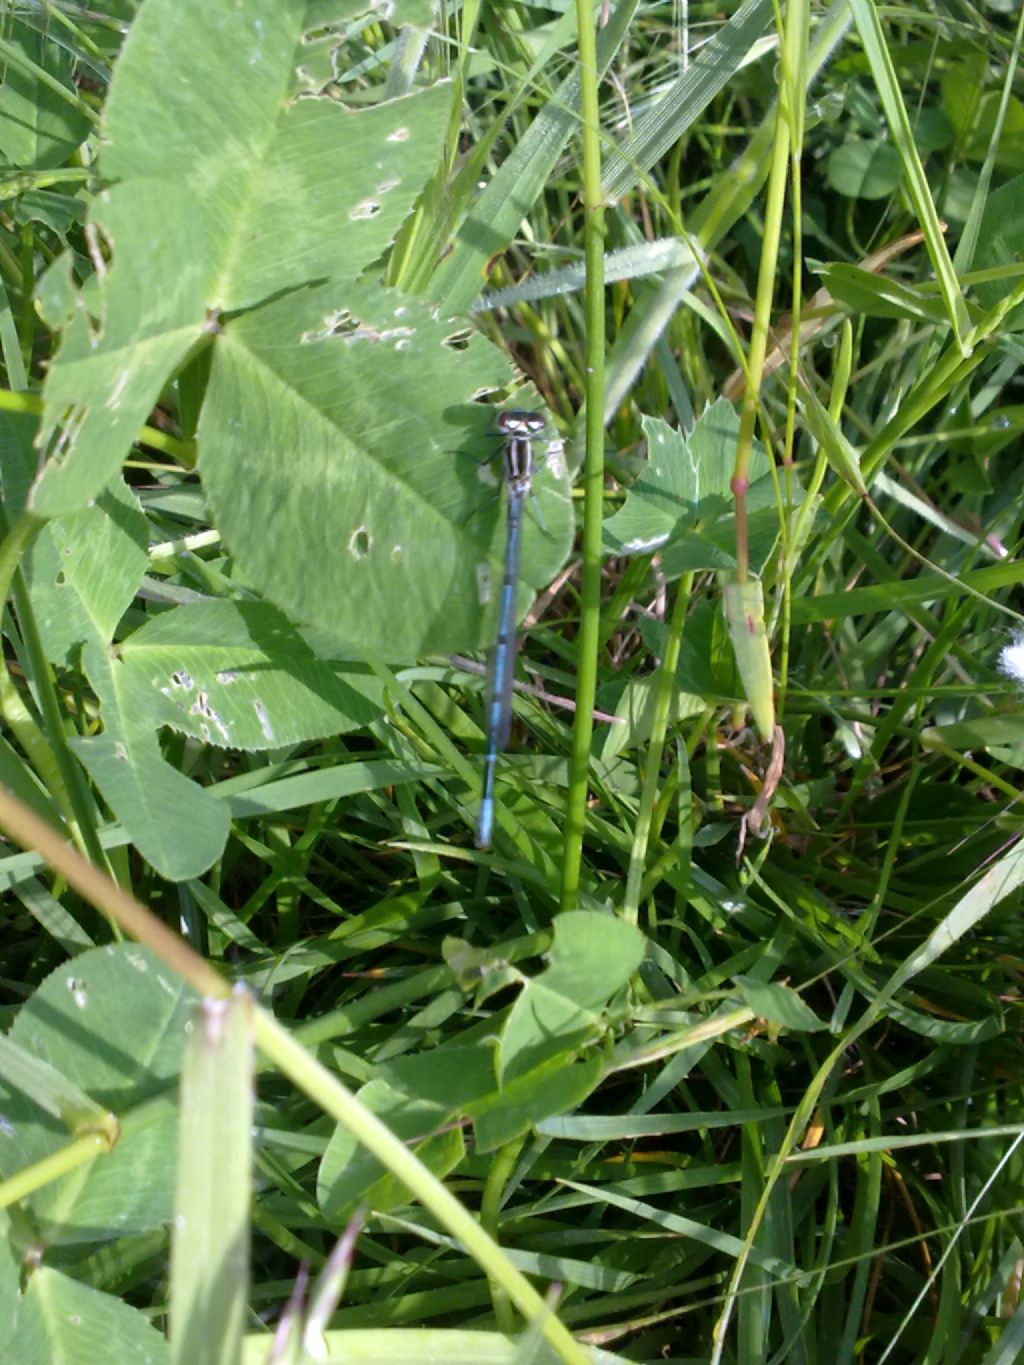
497 409 544 436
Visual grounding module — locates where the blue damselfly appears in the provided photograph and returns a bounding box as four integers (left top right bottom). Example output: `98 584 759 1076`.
476 409 546 848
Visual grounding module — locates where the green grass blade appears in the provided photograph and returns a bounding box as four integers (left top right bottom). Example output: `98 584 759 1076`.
847 0 970 348
171 991 254 1365
601 0 775 199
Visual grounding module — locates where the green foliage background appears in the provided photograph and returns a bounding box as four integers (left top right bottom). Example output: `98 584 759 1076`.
0 1 1022 1362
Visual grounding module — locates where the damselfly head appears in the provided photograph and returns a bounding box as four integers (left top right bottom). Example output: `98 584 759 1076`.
497 409 545 436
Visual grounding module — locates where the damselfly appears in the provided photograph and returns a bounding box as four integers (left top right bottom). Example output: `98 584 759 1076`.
476 409 546 849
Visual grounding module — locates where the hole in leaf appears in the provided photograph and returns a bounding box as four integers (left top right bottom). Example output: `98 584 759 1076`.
45 405 89 470
301 310 357 344
348 525 371 558
303 22 343 41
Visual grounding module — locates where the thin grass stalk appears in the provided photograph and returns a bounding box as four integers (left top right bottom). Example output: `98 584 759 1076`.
10 570 109 873
838 266 1024 506
836 1103 883 1365
560 0 607 911
953 0 1024 274
622 571 693 925
364 655 482 839
638 717 709 905
847 0 969 349
689 0 849 259
0 663 75 830
0 510 88 834
878 1140 1024 1363
0 1132 112 1208
738 1072 770 1360
778 318 850 716
14 227 31 385
791 345 989 597
0 510 42 618
832 595 979 827
253 1011 591 1365
773 0 808 714
731 41 792 583
481 1132 527 1332
710 837 1024 1362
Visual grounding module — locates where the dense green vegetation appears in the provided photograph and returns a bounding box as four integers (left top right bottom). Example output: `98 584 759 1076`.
0 1 1023 1361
